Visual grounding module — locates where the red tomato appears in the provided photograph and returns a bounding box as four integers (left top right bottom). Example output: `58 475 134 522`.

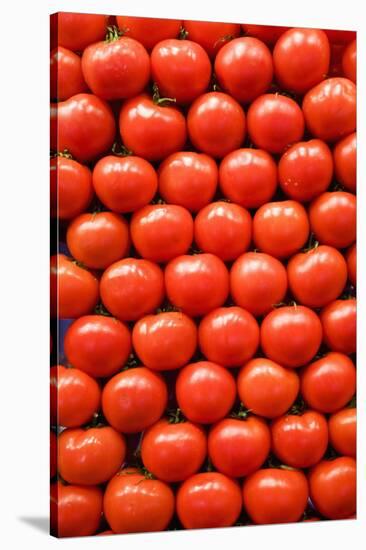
324 29 356 46
116 16 182 50
50 47 87 101
64 315 131 378
241 24 287 46
287 245 347 308
100 258 164 321
50 431 57 479
165 253 229 317
309 457 356 519
132 311 197 370
261 305 322 368
320 299 356 354
333 132 356 193
177 472 242 529
309 192 356 248
346 243 356 286
238 358 300 418
102 367 168 433
198 306 259 367
301 352 356 413
131 204 194 263
50 157 93 219
183 20 241 58
328 43 345 77
187 92 246 158
302 77 356 142
56 13 107 51
176 361 236 424
342 39 356 83
329 407 356 457
208 417 270 477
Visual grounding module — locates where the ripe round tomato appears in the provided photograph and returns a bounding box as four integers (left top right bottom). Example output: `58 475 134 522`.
141 419 207 482
208 417 270 477
278 139 333 202
302 77 356 142
243 469 308 524
64 315 131 378
309 457 356 519
165 253 229 317
329 407 356 457
116 16 182 50
253 200 309 259
132 311 197 370
56 13 107 51
158 151 218 212
324 30 356 46
194 201 252 261
261 305 322 368
50 431 57 478
102 367 168 433
58 426 126 485
198 306 259 367
320 299 356 354
237 358 300 418
187 92 246 158
183 21 241 58
342 39 356 83
247 94 304 154
301 352 356 413
309 191 356 248
119 94 187 161
273 28 330 94
131 204 194 263
50 47 87 101
287 245 347 308
177 472 242 529
50 157 93 219
333 132 356 193
347 243 356 286
50 254 99 319
100 258 164 321
176 361 236 424
241 24 287 46
215 37 273 103
104 470 174 533
219 148 277 209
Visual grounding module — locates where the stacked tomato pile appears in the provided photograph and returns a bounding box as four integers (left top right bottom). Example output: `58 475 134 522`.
50 13 357 538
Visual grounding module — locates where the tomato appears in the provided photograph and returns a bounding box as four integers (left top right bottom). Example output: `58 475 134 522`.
346 243 356 286
278 139 333 202
328 43 345 77
158 152 218 212
301 352 356 413
183 21 241 58
333 132 356 193
329 407 356 457
50 365 101 427
131 204 194 263
287 245 347 308
237 358 300 418
187 92 246 158
324 29 356 46
93 155 158 213
132 311 197 371
151 39 211 104
50 157 93 219
194 201 252 261
302 78 356 142
58 426 126 485
50 47 87 101
116 16 182 50
241 24 287 46
320 299 356 354
50 254 99 319
176 361 236 424
56 13 107 51
50 431 57 478
64 315 131 378
253 200 309 259
208 417 270 477
271 411 328 468
215 37 273 103
230 252 288 316
198 306 259 367
165 253 229 317
309 192 356 248
273 29 330 94
102 367 168 433
141 419 207 482
104 470 174 533
342 40 356 83
100 258 164 321
309 457 356 519
119 94 187 161
261 305 322 368
247 94 304 154
51 482 103 537
219 148 277 209
177 472 242 529
243 469 308 524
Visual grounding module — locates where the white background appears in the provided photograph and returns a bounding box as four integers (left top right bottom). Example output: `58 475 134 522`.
0 0 364 548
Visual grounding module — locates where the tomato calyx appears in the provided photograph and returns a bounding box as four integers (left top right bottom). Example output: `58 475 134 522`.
302 233 320 253
230 403 252 420
155 302 181 314
288 396 306 416
179 26 189 40
273 300 298 309
265 454 297 472
50 149 73 159
152 83 177 107
84 411 107 429
211 73 222 92
94 303 112 317
167 408 186 424
105 25 123 43
111 141 133 157
347 394 356 408
122 353 140 371
213 34 235 49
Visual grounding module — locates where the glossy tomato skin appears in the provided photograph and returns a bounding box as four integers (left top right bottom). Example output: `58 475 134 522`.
309 192 356 248
194 201 252 261
50 157 93 219
198 306 259 367
329 407 356 457
237 358 300 418
50 47 87 101
116 16 182 50
342 40 356 83
333 132 356 193
56 13 107 51
347 243 356 286
177 472 242 529
132 311 197 370
241 24 287 46
64 315 131 378
102 367 168 433
187 92 246 158
320 299 356 354
50 431 57 478
183 21 241 58
176 361 236 424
